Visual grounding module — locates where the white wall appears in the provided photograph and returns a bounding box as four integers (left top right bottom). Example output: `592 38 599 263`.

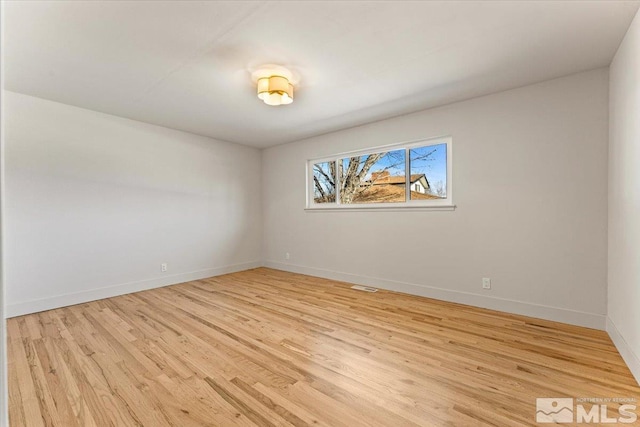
4 91 262 316
263 69 609 329
0 128 6 425
608 10 640 384
0 7 7 420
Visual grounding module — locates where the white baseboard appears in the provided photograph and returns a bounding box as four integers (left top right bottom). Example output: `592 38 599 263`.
607 317 640 386
6 261 262 318
265 261 606 330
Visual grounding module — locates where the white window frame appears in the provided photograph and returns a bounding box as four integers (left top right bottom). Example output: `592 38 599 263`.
306 136 454 211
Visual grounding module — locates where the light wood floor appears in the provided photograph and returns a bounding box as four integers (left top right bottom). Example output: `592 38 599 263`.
7 268 640 426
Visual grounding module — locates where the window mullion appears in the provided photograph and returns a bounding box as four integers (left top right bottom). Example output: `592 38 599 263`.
405 147 410 203
335 159 341 205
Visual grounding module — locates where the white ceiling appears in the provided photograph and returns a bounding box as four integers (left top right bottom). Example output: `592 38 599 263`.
5 1 639 148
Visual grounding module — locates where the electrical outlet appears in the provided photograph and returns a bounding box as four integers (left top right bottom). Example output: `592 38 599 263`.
482 278 491 290
161 263 168 272
285 252 290 260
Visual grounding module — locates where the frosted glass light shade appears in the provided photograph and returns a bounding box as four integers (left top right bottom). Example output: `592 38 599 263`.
257 75 293 106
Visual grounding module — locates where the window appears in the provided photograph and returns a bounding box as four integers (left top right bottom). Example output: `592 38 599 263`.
307 137 453 210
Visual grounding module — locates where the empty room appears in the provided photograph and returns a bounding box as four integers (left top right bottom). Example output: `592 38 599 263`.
1 1 640 426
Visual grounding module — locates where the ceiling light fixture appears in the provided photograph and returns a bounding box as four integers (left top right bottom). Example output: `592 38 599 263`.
252 65 294 106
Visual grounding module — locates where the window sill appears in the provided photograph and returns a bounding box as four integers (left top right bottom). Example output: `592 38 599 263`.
304 205 456 212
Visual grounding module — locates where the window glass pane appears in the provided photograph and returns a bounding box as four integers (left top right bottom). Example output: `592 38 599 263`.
409 143 447 200
340 149 406 204
312 161 336 203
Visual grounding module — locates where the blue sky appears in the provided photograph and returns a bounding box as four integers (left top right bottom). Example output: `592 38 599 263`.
409 143 447 186
358 149 405 176
344 143 447 186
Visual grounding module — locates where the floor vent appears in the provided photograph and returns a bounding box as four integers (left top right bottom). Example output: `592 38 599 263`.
351 285 378 293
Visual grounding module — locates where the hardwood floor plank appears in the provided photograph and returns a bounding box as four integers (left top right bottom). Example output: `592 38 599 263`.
48 310 142 427
23 339 63 427
32 339 84 427
7 268 640 426
250 382 323 426
7 342 29 427
230 377 309 427
8 324 45 427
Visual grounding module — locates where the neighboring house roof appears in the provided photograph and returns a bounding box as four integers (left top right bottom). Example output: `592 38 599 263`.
369 173 429 186
354 184 442 203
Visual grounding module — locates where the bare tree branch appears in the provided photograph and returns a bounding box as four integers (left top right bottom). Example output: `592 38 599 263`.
313 164 335 188
313 175 326 200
